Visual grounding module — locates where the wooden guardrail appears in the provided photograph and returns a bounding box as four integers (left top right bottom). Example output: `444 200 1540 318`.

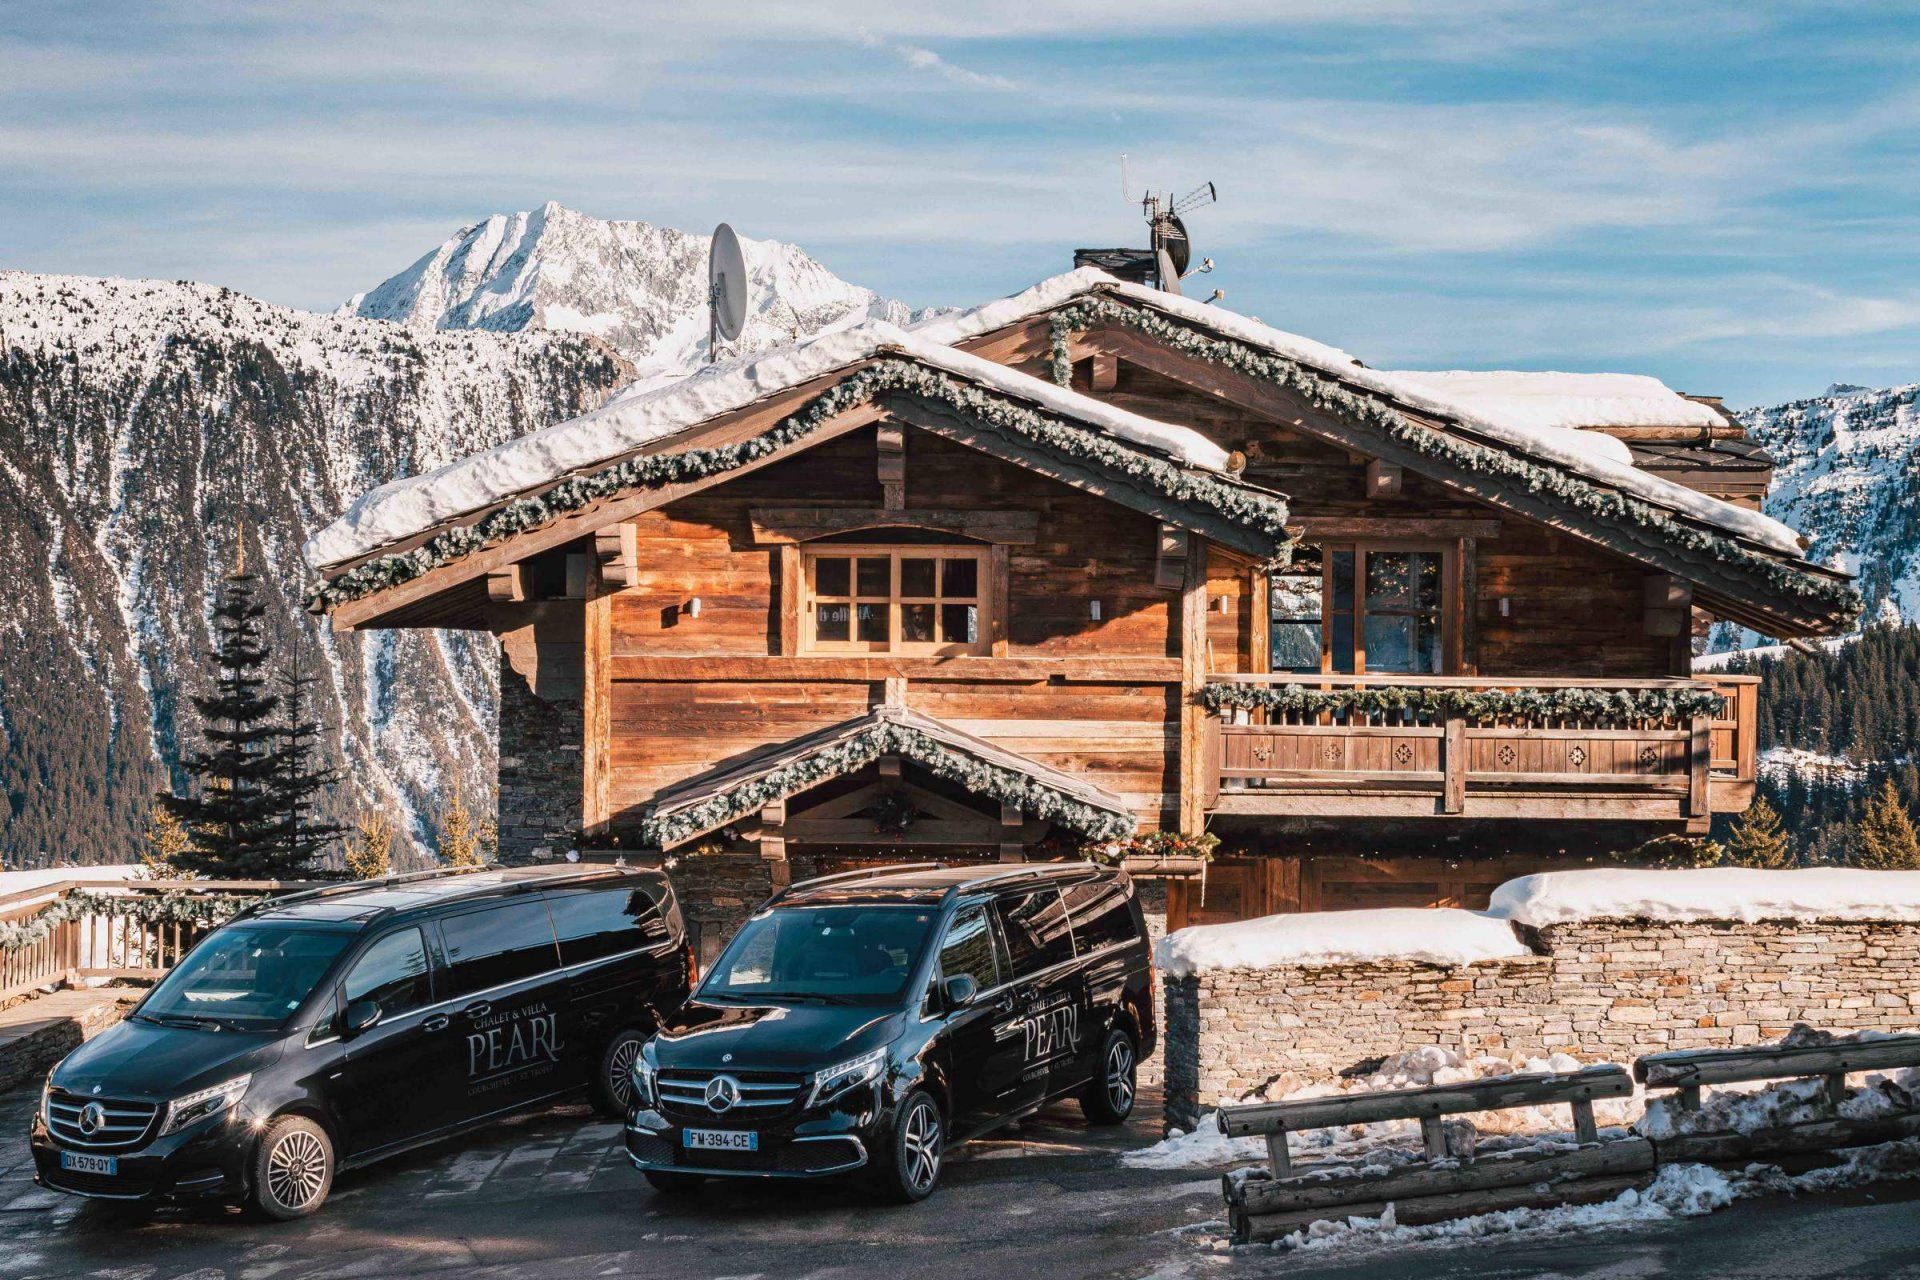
0 878 304 1004
1218 1033 1920 1244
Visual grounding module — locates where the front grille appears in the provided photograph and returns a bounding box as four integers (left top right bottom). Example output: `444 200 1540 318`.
44 1165 155 1197
656 1068 807 1122
632 1132 862 1175
628 1132 675 1166
46 1093 159 1151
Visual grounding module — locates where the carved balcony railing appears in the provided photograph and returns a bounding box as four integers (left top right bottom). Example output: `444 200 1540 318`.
1202 673 1759 828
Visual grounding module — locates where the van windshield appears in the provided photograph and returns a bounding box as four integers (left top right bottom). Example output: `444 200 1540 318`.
699 905 935 1007
139 925 355 1031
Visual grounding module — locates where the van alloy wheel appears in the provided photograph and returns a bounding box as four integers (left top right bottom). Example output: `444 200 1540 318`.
607 1038 642 1110
267 1130 328 1210
1105 1037 1136 1114
901 1096 942 1196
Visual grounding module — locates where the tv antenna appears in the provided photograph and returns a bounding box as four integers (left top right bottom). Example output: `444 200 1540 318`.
708 222 748 363
1139 181 1216 294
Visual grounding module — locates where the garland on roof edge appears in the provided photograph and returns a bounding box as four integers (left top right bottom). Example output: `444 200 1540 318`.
1047 301 1859 619
311 360 1293 609
0 889 254 955
641 719 1136 849
1198 681 1727 723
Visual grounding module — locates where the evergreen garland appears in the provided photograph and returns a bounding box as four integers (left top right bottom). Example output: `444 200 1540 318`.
642 717 1136 849
312 360 1293 608
1047 300 1859 620
0 889 254 955
1198 681 1728 723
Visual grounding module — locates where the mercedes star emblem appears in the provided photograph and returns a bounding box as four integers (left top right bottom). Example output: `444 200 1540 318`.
704 1075 742 1114
78 1102 106 1135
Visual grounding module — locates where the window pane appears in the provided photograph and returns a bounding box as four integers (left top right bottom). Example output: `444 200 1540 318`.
941 557 977 597
856 557 890 596
901 558 936 597
937 905 999 992
816 603 850 642
439 900 561 997
1366 551 1415 610
1331 613 1356 673
995 888 1077 976
343 927 432 1017
1061 880 1136 952
548 884 671 966
1330 550 1355 611
815 557 850 596
1415 552 1442 613
1365 613 1418 673
855 603 887 643
940 603 977 644
1269 571 1322 622
901 603 935 642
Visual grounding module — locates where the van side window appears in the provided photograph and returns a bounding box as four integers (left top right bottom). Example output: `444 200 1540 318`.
994 889 1076 977
937 905 1000 992
548 885 670 965
1060 879 1135 953
439 900 562 997
343 927 433 1018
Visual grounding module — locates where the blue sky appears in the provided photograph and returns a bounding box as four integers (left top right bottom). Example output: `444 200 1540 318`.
4 2 1918 406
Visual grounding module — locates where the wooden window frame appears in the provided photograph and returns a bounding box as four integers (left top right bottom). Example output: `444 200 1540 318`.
801 544 994 657
1266 540 1461 676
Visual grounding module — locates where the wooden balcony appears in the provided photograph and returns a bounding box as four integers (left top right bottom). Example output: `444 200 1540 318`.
1203 674 1759 829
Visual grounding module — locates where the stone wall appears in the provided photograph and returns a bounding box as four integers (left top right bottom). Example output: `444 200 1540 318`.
1164 919 1920 1130
496 657 582 865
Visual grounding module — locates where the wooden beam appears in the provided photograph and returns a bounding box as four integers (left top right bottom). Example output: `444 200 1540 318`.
1365 459 1402 499
778 544 802 657
750 507 1039 545
1644 573 1692 638
486 563 526 603
1286 517 1503 541
1090 352 1119 391
989 544 1011 658
877 421 906 510
608 655 1181 683
1154 522 1189 591
594 523 638 590
1179 533 1211 834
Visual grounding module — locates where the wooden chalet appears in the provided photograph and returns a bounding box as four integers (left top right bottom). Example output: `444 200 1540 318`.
307 269 1855 952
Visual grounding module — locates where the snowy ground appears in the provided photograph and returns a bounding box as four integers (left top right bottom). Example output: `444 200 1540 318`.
1125 1035 1920 1263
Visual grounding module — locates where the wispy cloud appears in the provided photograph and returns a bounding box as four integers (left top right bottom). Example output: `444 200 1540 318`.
856 30 1016 91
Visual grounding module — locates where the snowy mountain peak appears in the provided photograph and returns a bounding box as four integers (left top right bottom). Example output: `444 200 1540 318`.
341 202 912 376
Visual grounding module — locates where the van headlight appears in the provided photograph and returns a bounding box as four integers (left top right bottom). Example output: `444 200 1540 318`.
631 1042 658 1109
806 1049 886 1109
161 1075 252 1136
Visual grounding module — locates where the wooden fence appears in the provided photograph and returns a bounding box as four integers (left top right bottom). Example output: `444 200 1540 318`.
0 879 304 1004
1219 1033 1920 1243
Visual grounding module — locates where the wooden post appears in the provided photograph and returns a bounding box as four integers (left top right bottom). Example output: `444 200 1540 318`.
1266 1131 1292 1177
779 544 802 657
1442 715 1467 814
877 421 905 510
1570 1098 1598 1145
1823 1073 1847 1108
1686 713 1711 816
1090 352 1119 391
1676 1084 1702 1111
1419 1115 1448 1159
989 544 1010 658
758 799 787 865
581 567 613 840
1179 535 1211 834
486 563 526 603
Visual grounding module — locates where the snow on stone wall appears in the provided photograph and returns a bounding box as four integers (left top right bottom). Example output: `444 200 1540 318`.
1164 916 1920 1131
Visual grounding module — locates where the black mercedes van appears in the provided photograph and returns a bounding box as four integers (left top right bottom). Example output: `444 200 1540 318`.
32 864 693 1219
624 862 1154 1203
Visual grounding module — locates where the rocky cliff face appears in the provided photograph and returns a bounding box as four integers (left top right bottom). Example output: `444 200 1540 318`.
0 272 630 864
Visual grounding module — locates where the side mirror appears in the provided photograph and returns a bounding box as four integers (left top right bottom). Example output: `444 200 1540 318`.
341 999 382 1038
942 974 978 1009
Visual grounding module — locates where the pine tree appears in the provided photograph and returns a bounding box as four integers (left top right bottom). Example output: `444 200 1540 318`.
1857 777 1920 870
439 785 487 867
163 571 290 876
274 640 344 869
141 803 194 878
347 808 394 880
1723 796 1792 869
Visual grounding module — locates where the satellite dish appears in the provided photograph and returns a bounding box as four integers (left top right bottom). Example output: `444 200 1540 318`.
708 222 748 358
1162 215 1192 279
1155 246 1183 296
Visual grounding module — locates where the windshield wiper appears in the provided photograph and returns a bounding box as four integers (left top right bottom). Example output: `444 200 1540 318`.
143 1013 227 1031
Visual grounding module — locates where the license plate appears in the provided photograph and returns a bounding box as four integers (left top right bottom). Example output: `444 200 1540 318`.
59 1151 117 1176
683 1128 757 1152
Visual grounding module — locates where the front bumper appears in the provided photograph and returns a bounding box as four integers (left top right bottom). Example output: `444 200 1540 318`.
625 1107 872 1179
30 1107 254 1203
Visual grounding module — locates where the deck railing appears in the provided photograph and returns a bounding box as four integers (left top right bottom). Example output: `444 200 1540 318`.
0 878 301 1005
1204 673 1759 825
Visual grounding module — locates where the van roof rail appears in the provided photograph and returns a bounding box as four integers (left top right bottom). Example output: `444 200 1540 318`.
232 862 502 918
766 862 948 906
939 860 1100 904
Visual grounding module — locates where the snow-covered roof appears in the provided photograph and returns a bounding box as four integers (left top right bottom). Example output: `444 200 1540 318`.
306 316 1231 569
1490 868 1920 926
308 265 1807 571
1155 907 1531 977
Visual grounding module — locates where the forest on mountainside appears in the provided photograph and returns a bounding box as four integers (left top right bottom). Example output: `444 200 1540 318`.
1715 622 1920 864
